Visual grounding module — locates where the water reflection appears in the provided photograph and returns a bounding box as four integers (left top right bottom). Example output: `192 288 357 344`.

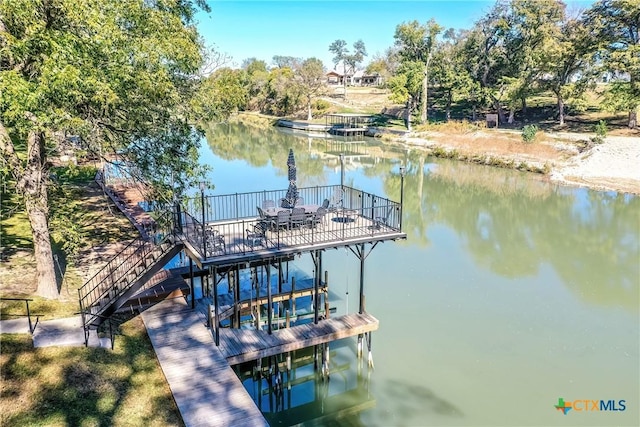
204 123 639 312
236 340 375 426
203 123 639 426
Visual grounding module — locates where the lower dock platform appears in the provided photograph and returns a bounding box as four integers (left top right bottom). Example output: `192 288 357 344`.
218 312 379 365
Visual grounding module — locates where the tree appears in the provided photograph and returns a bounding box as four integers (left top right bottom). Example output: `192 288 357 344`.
431 29 474 121
328 39 367 99
387 61 425 130
587 0 640 128
198 68 249 119
501 0 566 123
394 19 443 124
242 57 268 74
296 58 327 120
272 55 301 69
365 47 400 82
0 0 212 298
539 13 597 126
462 3 511 124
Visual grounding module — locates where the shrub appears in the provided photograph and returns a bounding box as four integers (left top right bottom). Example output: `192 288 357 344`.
521 124 539 143
592 120 607 144
312 99 331 117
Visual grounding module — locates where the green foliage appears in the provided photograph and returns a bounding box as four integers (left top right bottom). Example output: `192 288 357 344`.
521 124 539 143
312 99 331 116
592 120 608 144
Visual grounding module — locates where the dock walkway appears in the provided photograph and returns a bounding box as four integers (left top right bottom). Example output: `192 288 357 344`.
218 312 379 365
141 299 268 427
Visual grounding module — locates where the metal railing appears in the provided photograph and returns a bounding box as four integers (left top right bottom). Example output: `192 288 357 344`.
177 185 402 260
0 297 38 334
78 209 176 328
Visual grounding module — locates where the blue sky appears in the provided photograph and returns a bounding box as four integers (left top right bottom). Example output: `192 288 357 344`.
196 0 595 70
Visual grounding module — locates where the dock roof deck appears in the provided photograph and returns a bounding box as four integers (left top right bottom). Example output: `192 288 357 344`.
177 184 406 268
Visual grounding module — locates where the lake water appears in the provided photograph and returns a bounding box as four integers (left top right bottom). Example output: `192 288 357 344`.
200 122 639 426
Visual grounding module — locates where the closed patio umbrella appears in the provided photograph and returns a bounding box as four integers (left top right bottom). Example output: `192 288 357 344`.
285 148 299 207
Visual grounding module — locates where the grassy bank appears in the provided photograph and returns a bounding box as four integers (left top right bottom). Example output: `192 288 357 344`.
1 163 138 316
0 318 182 427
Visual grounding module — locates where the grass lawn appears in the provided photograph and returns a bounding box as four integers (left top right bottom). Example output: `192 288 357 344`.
0 317 182 427
1 162 181 426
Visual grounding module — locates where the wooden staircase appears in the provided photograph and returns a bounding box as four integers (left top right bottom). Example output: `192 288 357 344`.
78 234 184 335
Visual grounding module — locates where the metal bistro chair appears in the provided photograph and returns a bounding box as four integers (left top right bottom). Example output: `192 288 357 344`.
246 222 268 249
373 207 395 230
290 207 306 229
205 228 226 255
257 206 275 230
262 199 275 210
276 210 291 233
306 207 327 229
329 188 343 212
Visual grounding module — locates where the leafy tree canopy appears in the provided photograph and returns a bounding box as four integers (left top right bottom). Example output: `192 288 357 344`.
0 0 214 298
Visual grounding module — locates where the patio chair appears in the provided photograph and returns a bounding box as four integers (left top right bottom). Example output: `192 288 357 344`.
257 206 275 229
262 199 276 210
306 207 327 229
290 207 306 229
329 188 343 212
275 210 291 232
373 207 395 229
246 222 268 249
205 228 225 255
321 198 330 209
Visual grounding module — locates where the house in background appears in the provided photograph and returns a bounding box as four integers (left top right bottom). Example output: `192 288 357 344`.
326 63 384 86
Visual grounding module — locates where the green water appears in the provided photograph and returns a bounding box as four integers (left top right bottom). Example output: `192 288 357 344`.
202 123 639 426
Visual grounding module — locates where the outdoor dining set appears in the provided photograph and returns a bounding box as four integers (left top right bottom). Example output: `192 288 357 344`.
245 198 331 248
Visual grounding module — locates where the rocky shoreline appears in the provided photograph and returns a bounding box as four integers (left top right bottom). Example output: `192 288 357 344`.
397 131 640 195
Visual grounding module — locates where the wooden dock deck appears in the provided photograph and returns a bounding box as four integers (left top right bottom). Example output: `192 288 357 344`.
141 299 269 427
218 312 379 365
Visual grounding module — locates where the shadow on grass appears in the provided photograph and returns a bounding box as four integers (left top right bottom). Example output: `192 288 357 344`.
0 318 183 427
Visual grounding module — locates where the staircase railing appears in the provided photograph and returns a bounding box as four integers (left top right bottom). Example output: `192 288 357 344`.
78 209 176 328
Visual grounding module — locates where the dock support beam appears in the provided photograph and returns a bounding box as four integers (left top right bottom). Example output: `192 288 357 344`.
212 266 219 346
313 250 323 324
189 257 194 309
359 243 365 314
267 263 273 335
234 265 241 328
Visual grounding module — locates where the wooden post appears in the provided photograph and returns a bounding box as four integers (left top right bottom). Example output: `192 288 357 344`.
285 309 290 328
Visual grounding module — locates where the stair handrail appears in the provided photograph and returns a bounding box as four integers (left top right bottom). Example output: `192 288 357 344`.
78 208 176 318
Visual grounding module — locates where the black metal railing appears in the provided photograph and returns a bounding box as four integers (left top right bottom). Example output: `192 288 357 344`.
78 209 176 328
177 185 402 260
0 297 38 333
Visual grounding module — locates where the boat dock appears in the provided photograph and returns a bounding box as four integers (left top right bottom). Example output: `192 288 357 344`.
141 298 269 427
82 164 407 426
142 297 378 426
218 312 379 365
